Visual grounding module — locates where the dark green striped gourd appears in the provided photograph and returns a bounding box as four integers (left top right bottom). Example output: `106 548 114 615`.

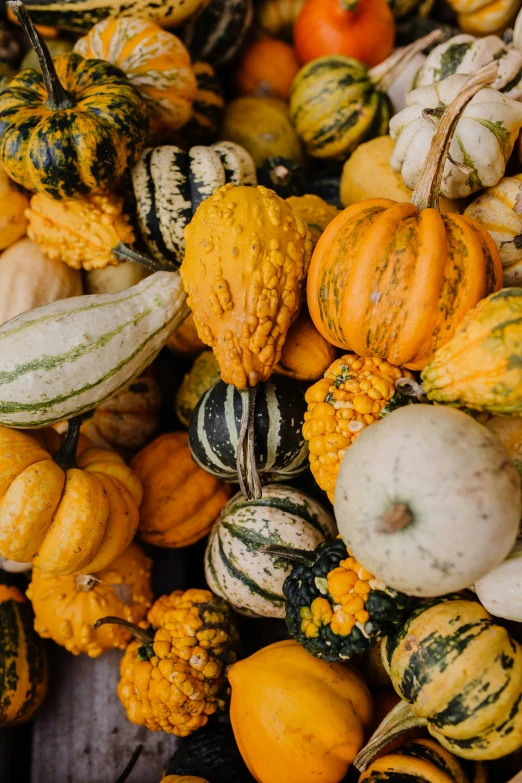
204 484 336 618
173 61 225 148
132 140 256 268
165 723 255 783
182 0 253 67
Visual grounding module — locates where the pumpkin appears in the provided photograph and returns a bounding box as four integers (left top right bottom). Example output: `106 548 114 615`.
0 62 14 93
335 405 521 597
85 262 151 295
257 157 306 199
421 288 522 414
173 62 224 148
302 354 413 500
188 376 310 485
235 38 300 100
100 588 239 736
464 175 522 285
307 65 503 370
175 351 221 427
131 431 231 548
447 0 520 35
164 723 255 783
293 0 395 69
0 164 28 250
285 194 341 245
167 312 206 356
0 238 83 325
390 74 522 200
182 0 253 67
26 541 153 657
20 35 73 69
255 0 305 36
132 141 257 269
0 579 47 726
228 639 374 783
0 271 187 428
204 484 336 618
0 418 142 575
74 17 197 142
0 2 149 201
273 309 337 381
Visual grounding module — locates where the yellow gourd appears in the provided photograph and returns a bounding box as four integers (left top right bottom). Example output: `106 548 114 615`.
447 0 520 34
0 164 28 250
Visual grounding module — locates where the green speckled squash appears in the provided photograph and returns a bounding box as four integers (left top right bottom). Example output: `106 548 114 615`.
0 2 149 200
175 350 221 427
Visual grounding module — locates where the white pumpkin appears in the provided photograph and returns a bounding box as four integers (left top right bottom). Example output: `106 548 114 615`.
85 262 151 294
390 74 522 199
475 539 522 621
204 484 336 618
334 405 521 598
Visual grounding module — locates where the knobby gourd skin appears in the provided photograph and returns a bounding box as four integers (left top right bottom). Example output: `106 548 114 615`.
285 194 340 246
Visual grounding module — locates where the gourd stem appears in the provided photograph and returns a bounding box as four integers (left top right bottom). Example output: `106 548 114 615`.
411 61 498 213
271 165 292 187
377 502 413 534
7 1 74 111
236 386 262 501
114 745 143 783
93 616 154 644
340 0 360 11
370 30 443 93
112 242 175 273
354 700 427 771
53 417 81 471
75 574 100 592
260 544 317 566
395 377 426 401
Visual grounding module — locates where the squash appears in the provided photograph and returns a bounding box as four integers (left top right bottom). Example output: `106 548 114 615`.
0 418 142 575
307 65 503 370
20 36 73 69
228 639 374 783
235 39 300 100
188 376 310 485
447 0 520 35
173 62 224 148
0 3 149 201
167 312 206 356
273 309 337 381
388 0 434 17
175 350 221 427
74 18 196 143
285 194 341 245
390 74 522 200
99 588 239 736
164 723 255 783
464 175 522 285
85 263 151 295
0 238 83 325
308 169 342 208
474 539 522 622
0 271 187 428
484 415 522 477
334 405 521 597
204 484 336 618
131 431 231 548
182 0 253 67
132 141 257 269
0 164 28 251
257 157 306 199
221 96 303 167
26 541 153 657
293 0 395 69
161 778 209 783
0 579 47 726
255 0 305 36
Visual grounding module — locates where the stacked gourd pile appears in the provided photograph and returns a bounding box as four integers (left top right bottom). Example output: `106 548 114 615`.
2 0 522 781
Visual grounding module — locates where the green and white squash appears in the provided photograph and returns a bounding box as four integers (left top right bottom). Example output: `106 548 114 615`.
0 271 188 428
182 0 253 67
475 539 522 621
132 141 256 268
334 405 521 597
204 484 336 617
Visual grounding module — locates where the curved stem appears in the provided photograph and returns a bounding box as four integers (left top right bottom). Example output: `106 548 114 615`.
7 1 74 111
370 30 443 93
411 61 498 212
114 745 143 783
53 417 80 471
236 386 262 501
93 616 154 644
354 700 427 772
260 544 317 566
112 242 175 273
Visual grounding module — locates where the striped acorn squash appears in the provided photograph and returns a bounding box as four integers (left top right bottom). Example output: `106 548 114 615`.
173 62 224 148
132 141 257 268
204 484 336 618
0 580 47 726
182 0 253 67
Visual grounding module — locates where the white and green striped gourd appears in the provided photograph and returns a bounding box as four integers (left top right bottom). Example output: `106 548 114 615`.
204 484 336 618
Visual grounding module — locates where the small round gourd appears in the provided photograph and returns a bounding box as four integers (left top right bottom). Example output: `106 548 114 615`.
335 405 521 597
273 310 337 382
475 539 522 622
235 39 300 100
447 0 520 34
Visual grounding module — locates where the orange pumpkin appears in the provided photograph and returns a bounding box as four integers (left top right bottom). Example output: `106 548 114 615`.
235 38 300 100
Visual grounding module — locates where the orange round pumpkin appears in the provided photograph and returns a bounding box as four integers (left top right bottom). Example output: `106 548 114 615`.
294 0 395 69
235 39 300 100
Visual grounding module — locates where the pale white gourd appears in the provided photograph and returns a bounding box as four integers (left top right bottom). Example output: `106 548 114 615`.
390 74 522 199
334 405 521 597
85 262 151 294
475 540 522 621
0 239 83 325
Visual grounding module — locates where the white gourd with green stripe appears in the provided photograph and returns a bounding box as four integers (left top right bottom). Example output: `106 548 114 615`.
0 271 187 428
204 484 336 618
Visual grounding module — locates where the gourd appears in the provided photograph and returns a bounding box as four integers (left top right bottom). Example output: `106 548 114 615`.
474 539 522 622
285 194 340 245
181 184 312 499
0 579 47 726
293 0 395 69
188 376 310 486
132 141 257 268
308 169 343 208
307 65 503 370
85 263 151 295
289 31 439 161
0 271 187 428
26 541 153 657
390 73 522 199
388 0 434 17
131 431 232 548
173 62 224 148
0 2 149 200
464 175 522 285
447 0 520 35
273 309 337 381
182 0 253 67
235 39 300 100
0 418 142 575
204 484 336 618
255 0 305 36
97 588 239 736
228 639 374 783
0 62 14 93
257 157 306 199
334 405 521 597
221 97 303 167
161 778 208 783
74 17 196 142
167 312 206 356
175 351 221 427
0 238 83 325
0 164 28 250
421 288 522 414
484 415 522 477
164 723 255 783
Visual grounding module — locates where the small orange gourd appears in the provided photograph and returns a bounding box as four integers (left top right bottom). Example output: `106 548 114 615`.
274 309 337 381
235 38 300 100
